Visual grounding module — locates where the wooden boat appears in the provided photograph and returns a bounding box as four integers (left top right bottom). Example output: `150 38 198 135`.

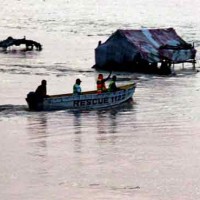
26 83 136 111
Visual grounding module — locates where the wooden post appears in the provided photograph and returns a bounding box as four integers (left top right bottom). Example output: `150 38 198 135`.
172 62 175 70
192 59 196 70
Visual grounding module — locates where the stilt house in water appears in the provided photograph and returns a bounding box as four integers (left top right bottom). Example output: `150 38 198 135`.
93 28 196 75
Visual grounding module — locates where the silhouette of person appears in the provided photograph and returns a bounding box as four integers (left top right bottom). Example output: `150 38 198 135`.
108 75 118 92
73 78 82 95
35 79 47 102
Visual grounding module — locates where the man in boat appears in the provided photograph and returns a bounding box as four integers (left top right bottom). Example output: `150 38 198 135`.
73 78 82 95
108 75 118 92
96 71 112 94
35 79 48 102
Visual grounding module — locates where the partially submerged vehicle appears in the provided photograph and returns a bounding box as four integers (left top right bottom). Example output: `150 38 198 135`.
93 28 196 75
26 83 136 111
0 36 42 51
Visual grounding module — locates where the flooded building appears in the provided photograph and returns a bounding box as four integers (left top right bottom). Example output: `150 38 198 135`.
93 28 196 75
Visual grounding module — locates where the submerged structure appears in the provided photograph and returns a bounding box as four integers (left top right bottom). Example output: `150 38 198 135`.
0 36 42 51
93 28 196 75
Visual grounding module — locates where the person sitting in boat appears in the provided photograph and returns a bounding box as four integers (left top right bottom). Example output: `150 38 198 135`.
35 79 48 102
96 71 111 94
73 78 82 95
108 75 118 92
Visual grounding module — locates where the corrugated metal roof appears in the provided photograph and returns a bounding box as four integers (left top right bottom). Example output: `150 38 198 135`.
118 28 196 62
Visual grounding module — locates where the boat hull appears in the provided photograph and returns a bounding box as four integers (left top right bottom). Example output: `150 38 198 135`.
26 83 136 111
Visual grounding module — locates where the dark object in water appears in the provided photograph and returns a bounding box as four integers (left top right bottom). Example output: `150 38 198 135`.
26 92 43 111
0 36 42 51
93 28 196 75
93 60 172 75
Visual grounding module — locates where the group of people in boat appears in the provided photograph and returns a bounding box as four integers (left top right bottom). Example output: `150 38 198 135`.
73 72 119 95
96 72 118 94
34 73 119 101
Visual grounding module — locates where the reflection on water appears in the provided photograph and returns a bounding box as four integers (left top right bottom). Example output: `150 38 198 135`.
1 75 200 200
96 111 107 135
26 113 49 181
27 112 48 140
72 111 83 154
70 104 135 153
73 111 82 135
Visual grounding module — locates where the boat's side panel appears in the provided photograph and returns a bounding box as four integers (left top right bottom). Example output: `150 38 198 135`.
43 85 135 110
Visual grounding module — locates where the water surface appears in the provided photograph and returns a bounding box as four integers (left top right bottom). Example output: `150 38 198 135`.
0 0 200 199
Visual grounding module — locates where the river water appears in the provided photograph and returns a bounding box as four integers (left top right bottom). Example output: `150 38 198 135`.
1 0 200 199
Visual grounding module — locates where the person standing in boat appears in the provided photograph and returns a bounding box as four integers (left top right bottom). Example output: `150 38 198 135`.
35 79 48 102
73 78 82 95
108 75 118 92
96 71 112 94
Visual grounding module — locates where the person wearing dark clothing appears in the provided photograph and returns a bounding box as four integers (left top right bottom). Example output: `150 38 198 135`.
35 80 47 102
108 75 118 92
96 71 112 94
26 80 47 110
159 60 172 75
